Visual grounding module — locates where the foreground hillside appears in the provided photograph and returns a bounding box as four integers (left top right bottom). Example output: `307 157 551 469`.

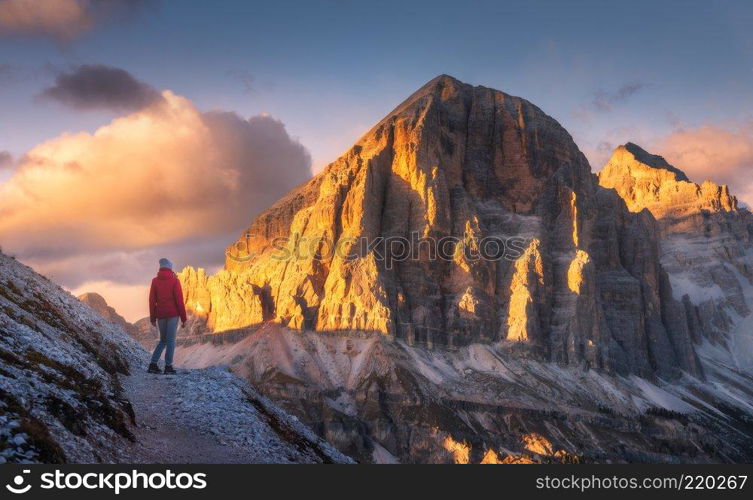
0 252 351 464
176 323 753 463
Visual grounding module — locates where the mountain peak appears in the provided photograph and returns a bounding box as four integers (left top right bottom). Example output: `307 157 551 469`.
77 292 109 309
426 73 461 86
373 74 528 134
372 74 472 127
599 143 739 223
618 142 689 181
417 74 470 94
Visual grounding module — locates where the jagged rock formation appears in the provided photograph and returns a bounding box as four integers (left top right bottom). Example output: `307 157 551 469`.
0 252 352 464
180 75 701 379
599 143 753 364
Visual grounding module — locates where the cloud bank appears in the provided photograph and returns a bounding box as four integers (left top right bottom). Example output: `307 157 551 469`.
39 64 164 112
0 88 311 314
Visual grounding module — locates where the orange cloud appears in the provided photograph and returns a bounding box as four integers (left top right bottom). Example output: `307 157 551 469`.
0 0 152 42
0 89 311 321
0 90 310 256
654 122 753 206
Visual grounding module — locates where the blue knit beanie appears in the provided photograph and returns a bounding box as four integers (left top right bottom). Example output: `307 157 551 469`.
159 258 173 270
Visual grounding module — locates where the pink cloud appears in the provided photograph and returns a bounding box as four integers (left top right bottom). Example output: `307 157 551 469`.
0 0 152 42
0 0 92 41
654 121 753 206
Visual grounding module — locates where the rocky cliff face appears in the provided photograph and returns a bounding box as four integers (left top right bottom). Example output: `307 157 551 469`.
173 76 753 464
599 143 753 365
179 75 700 379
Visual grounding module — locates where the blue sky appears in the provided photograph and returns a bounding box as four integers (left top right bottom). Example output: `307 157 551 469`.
2 0 752 170
1 0 752 320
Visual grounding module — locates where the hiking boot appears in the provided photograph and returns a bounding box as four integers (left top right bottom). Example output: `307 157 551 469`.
163 365 177 375
147 362 161 374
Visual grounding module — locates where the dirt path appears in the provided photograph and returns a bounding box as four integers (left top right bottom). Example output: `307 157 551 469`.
119 356 341 464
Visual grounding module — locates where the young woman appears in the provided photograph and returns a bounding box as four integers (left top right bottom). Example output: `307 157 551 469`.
147 258 187 374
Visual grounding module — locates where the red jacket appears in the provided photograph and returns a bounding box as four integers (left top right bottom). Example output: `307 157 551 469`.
149 268 187 323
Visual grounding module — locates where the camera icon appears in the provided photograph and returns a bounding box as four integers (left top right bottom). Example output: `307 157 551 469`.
5 470 32 494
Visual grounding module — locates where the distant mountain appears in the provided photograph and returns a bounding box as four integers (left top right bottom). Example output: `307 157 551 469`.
599 142 753 363
131 317 158 346
77 292 159 348
174 76 753 463
78 292 138 336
